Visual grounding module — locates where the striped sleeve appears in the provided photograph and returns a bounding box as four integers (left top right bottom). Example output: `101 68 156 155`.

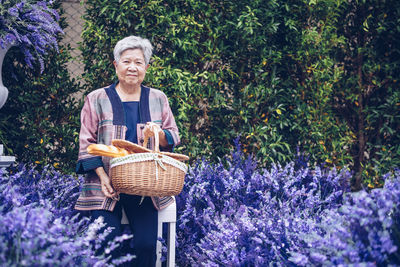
76 94 103 173
159 92 180 150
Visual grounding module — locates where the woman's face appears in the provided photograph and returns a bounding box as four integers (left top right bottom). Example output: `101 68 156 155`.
114 48 148 88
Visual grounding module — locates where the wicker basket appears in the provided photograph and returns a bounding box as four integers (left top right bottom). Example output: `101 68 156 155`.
109 126 188 197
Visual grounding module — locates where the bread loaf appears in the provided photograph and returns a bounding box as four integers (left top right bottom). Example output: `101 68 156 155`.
112 139 189 162
87 144 129 158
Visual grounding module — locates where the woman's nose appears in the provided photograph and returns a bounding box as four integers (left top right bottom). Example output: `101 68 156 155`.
128 63 137 70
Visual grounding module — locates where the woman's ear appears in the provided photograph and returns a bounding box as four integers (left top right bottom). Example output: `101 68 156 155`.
113 60 117 69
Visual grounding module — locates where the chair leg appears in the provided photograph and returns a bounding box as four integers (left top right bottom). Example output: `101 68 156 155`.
156 221 163 267
167 222 176 267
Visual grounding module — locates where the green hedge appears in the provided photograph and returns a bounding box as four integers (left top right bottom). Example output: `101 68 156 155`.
1 0 398 189
80 0 400 188
80 0 298 162
0 44 82 173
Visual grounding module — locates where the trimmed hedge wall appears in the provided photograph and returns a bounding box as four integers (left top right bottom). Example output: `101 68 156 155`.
80 0 400 188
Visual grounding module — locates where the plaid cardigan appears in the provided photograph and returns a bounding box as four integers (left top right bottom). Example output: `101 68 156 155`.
74 83 180 211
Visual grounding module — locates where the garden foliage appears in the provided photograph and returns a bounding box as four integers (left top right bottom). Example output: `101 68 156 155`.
0 44 82 173
0 164 133 266
0 1 83 173
0 0 399 265
80 0 400 188
0 0 398 187
176 141 400 265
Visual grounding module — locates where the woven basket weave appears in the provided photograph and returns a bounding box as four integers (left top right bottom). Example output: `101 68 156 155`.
109 126 188 197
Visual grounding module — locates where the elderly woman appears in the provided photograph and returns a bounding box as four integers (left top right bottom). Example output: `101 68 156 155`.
75 36 180 266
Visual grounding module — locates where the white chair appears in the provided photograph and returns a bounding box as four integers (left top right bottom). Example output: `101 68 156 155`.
121 197 177 267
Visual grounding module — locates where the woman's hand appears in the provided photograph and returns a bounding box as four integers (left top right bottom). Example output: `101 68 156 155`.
95 167 119 200
143 122 168 147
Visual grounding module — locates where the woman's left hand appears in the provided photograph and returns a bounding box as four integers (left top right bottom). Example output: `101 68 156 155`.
143 122 168 147
143 122 161 138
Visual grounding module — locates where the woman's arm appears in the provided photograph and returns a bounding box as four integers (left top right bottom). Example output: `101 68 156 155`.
95 167 118 199
160 93 180 150
158 129 168 147
76 95 103 173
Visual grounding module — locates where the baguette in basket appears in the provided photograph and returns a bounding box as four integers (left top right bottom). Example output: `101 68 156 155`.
87 144 129 158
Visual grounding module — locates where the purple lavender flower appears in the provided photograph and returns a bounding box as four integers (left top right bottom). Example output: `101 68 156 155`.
8 7 19 16
0 164 133 265
175 140 399 266
16 2 25 10
0 0 63 73
289 252 309 266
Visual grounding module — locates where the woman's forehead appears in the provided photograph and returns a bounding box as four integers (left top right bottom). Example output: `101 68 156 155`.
121 48 144 59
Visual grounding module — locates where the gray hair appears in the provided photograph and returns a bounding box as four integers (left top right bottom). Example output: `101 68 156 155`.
113 36 153 65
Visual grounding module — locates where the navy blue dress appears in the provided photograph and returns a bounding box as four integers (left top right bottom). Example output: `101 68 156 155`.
92 101 158 266
123 101 140 144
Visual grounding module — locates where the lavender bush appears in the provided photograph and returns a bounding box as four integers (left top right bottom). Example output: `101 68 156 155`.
1 143 398 266
0 164 133 266
0 0 63 72
176 140 400 266
290 171 400 266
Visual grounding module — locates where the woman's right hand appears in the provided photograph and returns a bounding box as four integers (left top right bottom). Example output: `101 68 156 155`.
95 167 119 200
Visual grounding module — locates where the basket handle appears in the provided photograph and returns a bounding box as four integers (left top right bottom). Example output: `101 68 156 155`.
143 122 161 153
